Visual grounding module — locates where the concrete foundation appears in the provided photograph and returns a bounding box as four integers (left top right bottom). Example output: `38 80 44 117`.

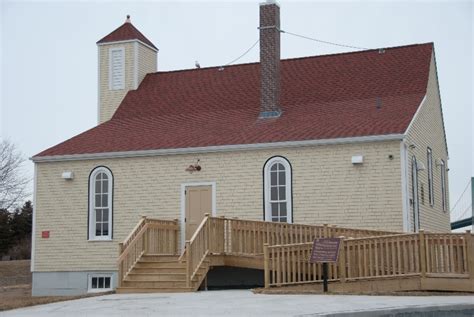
32 271 118 296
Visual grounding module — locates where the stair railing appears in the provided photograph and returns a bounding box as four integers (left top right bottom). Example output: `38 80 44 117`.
185 214 211 287
117 216 179 287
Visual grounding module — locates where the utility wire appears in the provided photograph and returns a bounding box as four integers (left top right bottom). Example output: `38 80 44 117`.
450 179 471 214
220 30 368 69
281 29 370 51
456 203 472 220
220 39 260 69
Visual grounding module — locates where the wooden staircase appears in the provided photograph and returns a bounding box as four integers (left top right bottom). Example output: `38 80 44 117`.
117 255 209 293
116 215 474 293
116 215 397 293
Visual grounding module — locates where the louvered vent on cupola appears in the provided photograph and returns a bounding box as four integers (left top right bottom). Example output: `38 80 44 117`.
109 47 125 90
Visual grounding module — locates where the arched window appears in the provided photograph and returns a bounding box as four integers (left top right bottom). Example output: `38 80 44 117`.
264 156 292 223
411 156 420 232
427 147 434 206
440 159 447 212
89 167 113 240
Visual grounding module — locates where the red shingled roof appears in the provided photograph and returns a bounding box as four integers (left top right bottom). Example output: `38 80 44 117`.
97 20 157 50
35 43 433 158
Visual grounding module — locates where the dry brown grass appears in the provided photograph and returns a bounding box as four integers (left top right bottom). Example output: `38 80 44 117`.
0 284 111 311
0 260 110 311
0 260 31 286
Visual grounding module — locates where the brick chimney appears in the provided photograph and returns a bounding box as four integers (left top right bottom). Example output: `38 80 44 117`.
259 0 281 118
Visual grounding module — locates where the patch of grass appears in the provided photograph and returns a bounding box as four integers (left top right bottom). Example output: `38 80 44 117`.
0 260 30 274
0 260 31 287
0 260 112 311
0 284 112 311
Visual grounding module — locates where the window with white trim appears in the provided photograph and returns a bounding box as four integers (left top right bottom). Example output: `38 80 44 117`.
88 274 112 292
89 167 113 240
109 47 125 90
412 156 420 232
440 159 447 212
427 147 434 206
264 157 292 223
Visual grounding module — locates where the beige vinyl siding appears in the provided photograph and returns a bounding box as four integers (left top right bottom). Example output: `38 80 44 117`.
405 51 450 232
34 140 402 271
137 43 157 87
98 42 157 123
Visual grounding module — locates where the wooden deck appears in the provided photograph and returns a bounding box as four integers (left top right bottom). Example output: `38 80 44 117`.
116 215 474 293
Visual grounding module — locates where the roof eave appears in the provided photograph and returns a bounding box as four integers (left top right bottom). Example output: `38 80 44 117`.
31 133 405 163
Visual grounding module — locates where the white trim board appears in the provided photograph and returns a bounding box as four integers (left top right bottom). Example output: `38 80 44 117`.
404 95 427 135
133 42 138 90
97 39 158 53
400 142 410 232
32 134 405 163
97 48 101 124
180 182 216 250
30 164 38 272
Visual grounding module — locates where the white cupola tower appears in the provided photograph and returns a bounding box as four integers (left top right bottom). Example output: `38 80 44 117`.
96 15 158 123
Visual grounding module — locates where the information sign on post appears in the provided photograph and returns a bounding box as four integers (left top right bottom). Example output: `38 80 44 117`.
310 238 341 292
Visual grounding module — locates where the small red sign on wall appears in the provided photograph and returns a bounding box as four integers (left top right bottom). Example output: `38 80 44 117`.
41 231 50 238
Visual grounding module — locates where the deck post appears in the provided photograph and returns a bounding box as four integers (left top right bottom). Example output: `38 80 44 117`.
465 230 474 279
323 224 329 238
141 216 148 254
419 229 426 278
118 242 124 287
174 218 179 255
263 243 270 288
186 240 191 288
338 237 346 283
205 213 211 252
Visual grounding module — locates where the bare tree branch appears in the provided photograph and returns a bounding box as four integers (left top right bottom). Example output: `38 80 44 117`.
0 139 31 210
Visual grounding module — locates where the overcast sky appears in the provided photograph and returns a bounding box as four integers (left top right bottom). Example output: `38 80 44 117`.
1 0 472 219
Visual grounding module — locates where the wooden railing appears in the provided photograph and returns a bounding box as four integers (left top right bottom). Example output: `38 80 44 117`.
344 233 421 280
117 217 179 286
181 216 399 287
264 242 339 286
119 214 473 292
220 217 396 256
185 215 211 287
425 232 470 276
263 230 474 288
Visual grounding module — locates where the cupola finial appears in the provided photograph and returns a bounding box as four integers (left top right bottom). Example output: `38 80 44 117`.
126 15 131 23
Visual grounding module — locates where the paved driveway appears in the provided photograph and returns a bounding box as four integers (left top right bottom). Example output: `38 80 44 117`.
1 290 473 317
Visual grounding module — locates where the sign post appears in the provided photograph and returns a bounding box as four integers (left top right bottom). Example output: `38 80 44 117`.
322 262 328 292
310 238 341 293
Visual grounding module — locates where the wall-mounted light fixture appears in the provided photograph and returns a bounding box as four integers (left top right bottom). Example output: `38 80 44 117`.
351 155 364 164
417 161 426 172
185 159 202 173
62 171 74 180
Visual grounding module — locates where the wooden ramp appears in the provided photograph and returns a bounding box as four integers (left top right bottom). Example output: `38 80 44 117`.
117 216 474 293
264 231 474 292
